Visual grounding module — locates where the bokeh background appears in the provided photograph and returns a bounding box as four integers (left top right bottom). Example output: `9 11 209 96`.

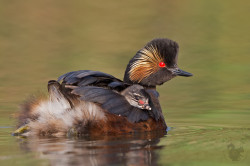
0 0 249 165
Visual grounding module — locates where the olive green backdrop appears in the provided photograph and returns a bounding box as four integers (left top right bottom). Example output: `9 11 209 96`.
0 0 249 165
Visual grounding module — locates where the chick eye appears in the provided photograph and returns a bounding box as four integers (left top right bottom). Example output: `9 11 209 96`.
159 62 166 68
138 100 145 105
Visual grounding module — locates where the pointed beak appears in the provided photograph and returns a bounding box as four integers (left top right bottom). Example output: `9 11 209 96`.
171 68 193 77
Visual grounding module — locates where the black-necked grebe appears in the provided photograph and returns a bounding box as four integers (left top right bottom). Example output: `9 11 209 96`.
14 38 192 137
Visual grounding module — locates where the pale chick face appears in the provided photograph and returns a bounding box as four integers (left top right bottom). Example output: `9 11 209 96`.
121 85 151 110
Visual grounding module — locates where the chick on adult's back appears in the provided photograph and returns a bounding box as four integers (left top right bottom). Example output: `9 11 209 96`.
15 72 160 137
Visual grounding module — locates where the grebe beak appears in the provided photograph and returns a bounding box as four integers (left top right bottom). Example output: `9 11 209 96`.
171 68 193 77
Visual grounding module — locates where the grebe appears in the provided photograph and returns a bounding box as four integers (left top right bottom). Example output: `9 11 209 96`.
14 38 192 137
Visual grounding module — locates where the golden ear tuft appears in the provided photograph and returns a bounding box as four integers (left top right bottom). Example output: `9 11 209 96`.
129 45 164 82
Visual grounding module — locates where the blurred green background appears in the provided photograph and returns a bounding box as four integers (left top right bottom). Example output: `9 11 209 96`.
0 0 249 165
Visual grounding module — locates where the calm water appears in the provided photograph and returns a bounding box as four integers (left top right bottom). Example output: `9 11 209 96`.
0 0 250 165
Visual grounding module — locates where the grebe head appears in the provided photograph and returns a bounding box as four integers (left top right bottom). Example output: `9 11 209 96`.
124 38 192 87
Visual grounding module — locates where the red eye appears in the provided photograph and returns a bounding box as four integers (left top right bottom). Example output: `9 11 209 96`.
139 100 145 105
159 62 166 67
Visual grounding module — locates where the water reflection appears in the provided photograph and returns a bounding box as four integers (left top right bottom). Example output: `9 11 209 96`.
17 131 166 166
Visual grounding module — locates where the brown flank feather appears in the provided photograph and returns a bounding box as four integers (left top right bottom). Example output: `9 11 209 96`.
76 113 167 136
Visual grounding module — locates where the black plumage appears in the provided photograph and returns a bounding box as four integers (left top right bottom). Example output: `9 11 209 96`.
58 70 156 123
58 70 122 86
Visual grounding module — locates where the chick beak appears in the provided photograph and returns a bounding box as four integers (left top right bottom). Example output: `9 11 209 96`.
171 68 193 77
143 104 151 110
